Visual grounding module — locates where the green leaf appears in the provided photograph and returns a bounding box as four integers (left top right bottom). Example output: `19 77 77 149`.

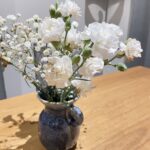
82 49 92 59
51 41 61 49
84 39 91 45
72 55 80 65
116 63 127 71
55 11 62 18
104 59 109 65
63 16 69 22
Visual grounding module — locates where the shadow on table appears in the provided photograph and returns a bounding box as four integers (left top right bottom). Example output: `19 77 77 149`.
0 113 45 150
0 113 78 150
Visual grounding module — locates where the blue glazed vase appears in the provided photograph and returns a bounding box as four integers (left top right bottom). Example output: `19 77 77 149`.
38 95 84 150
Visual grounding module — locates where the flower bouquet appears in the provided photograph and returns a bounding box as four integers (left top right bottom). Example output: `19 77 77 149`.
0 0 143 150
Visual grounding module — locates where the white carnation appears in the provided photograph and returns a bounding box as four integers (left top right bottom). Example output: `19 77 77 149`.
79 57 104 78
83 22 123 59
45 56 73 88
39 17 65 43
66 27 81 49
121 38 143 59
71 80 92 95
58 0 81 18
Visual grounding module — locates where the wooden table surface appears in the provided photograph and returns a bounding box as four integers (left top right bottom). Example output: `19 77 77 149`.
0 66 150 150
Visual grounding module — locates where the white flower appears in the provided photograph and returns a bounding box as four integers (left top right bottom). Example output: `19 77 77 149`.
24 41 31 49
66 27 81 48
26 18 34 25
33 15 41 21
6 15 17 22
17 60 24 71
0 42 7 48
39 17 65 43
41 73 46 78
41 57 48 63
71 80 92 95
72 21 79 28
121 38 143 59
82 22 123 59
1 26 8 32
27 56 34 63
45 56 73 88
5 34 11 39
79 57 104 78
109 24 123 37
43 49 50 56
58 0 81 18
30 37 38 44
32 66 41 72
33 22 39 29
0 16 5 26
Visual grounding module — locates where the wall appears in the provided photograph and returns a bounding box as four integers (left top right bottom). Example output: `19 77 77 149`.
128 0 149 67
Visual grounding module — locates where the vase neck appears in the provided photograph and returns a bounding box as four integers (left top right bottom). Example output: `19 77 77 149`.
44 106 71 117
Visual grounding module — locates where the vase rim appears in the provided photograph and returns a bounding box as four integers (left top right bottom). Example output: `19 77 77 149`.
37 92 78 109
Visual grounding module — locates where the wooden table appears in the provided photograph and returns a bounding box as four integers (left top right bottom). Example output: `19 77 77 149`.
0 66 150 150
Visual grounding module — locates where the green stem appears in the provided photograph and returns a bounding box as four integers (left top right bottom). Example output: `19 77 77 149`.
61 87 68 102
64 30 69 47
74 78 91 81
62 86 74 102
109 55 118 63
70 59 86 80
7 60 42 91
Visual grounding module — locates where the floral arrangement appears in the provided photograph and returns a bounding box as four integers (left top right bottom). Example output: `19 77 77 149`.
0 0 143 103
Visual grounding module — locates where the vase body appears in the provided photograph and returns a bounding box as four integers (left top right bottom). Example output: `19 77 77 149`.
38 96 84 150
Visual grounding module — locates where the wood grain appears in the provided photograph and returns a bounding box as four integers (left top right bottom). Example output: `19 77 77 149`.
0 66 150 150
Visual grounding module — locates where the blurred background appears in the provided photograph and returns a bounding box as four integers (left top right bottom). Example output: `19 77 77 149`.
0 0 149 99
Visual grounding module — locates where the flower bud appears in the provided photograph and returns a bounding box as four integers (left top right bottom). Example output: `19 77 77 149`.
65 17 71 32
117 51 125 58
116 63 127 71
50 8 56 18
